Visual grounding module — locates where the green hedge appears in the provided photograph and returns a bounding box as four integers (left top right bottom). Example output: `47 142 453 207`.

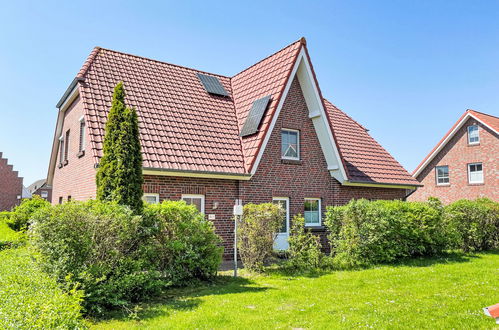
0 214 25 251
30 200 223 315
7 196 50 231
325 198 499 268
0 247 85 329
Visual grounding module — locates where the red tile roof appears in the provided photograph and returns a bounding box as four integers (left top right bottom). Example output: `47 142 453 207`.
72 38 416 186
413 109 498 177
324 100 420 186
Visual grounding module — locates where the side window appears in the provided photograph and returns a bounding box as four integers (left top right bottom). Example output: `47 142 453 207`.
64 130 70 164
59 135 65 165
79 117 86 153
435 165 449 185
182 194 205 214
304 198 321 226
468 163 483 184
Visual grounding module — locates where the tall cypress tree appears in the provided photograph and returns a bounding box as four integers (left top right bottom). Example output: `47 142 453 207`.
96 82 143 214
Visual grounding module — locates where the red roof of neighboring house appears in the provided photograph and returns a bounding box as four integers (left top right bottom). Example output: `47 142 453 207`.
324 100 420 186
413 109 499 177
70 38 417 186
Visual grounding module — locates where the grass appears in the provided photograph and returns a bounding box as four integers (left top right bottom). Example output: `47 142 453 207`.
93 251 499 329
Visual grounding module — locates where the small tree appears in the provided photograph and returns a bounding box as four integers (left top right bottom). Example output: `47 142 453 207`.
237 203 283 272
96 82 143 214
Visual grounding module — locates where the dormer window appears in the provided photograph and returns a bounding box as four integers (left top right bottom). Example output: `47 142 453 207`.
467 125 479 144
281 129 300 160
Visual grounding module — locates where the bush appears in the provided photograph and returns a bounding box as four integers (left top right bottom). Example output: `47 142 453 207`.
8 196 50 231
237 203 283 272
0 219 25 251
325 199 448 268
30 200 160 315
143 201 223 285
444 198 499 252
287 214 325 271
0 247 85 329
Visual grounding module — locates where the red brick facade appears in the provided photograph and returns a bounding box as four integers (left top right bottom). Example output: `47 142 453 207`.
51 96 97 203
409 117 498 204
0 153 23 211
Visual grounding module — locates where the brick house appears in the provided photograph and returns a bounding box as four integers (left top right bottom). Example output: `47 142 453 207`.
0 152 23 211
410 110 498 203
27 179 52 203
47 38 419 254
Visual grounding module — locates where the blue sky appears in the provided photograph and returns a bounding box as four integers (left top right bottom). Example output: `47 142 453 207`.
1 1 498 185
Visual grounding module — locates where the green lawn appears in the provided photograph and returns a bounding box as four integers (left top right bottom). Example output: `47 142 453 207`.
93 251 499 329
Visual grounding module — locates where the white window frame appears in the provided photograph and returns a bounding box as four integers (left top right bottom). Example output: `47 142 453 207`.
142 193 160 204
59 135 65 163
468 163 484 184
304 198 321 227
79 116 86 152
435 165 449 185
181 194 205 214
40 191 48 198
281 129 300 160
467 125 479 145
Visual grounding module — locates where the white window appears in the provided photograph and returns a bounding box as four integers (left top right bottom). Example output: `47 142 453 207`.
143 193 159 204
435 165 449 185
468 163 483 184
40 191 48 199
182 194 205 214
304 198 321 226
79 117 86 152
468 125 479 144
281 129 300 160
59 135 65 163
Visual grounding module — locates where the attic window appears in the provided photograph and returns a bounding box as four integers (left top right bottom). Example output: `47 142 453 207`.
197 73 228 96
240 95 271 137
467 125 479 144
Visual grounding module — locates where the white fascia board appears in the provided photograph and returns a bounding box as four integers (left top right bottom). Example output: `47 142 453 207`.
250 49 348 183
413 113 471 177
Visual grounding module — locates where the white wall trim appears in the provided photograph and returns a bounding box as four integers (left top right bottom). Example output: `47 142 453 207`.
249 48 347 183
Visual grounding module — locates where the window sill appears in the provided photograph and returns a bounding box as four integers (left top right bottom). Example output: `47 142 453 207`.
281 159 302 165
305 225 324 231
77 150 85 158
468 183 484 186
468 143 480 147
436 184 450 187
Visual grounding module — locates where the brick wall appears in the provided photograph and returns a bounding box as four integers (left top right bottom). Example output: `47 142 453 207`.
51 96 97 203
33 186 52 203
409 118 498 204
0 153 23 211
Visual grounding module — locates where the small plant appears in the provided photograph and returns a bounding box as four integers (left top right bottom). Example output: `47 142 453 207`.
237 203 283 272
7 196 50 231
287 214 324 271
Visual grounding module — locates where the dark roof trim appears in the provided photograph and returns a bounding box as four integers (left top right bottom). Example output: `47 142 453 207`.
56 77 84 108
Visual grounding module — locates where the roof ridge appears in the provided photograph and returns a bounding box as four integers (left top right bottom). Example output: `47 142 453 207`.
231 38 305 78
93 46 230 79
467 108 499 119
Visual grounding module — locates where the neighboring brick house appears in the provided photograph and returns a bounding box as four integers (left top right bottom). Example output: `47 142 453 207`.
410 110 498 204
27 179 52 203
0 152 23 211
47 38 419 254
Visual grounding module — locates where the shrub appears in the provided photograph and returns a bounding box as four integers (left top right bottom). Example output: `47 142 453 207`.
444 198 499 252
237 203 283 272
0 219 25 251
0 247 85 329
7 196 50 231
29 200 160 315
287 214 324 270
143 201 223 285
325 199 448 267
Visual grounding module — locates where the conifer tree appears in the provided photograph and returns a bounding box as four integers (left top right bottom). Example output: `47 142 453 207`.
96 82 143 214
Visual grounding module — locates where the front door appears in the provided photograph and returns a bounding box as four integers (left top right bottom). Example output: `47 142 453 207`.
272 197 289 250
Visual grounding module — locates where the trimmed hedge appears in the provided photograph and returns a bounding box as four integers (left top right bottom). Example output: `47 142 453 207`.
30 200 223 315
0 219 24 251
0 247 85 329
325 198 499 268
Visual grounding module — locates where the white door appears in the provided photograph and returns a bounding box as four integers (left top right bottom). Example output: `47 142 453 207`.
272 197 289 251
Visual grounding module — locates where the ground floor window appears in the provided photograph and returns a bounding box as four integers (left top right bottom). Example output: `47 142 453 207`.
143 193 159 204
272 197 289 233
304 198 321 226
182 194 205 214
40 191 48 199
468 163 483 184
